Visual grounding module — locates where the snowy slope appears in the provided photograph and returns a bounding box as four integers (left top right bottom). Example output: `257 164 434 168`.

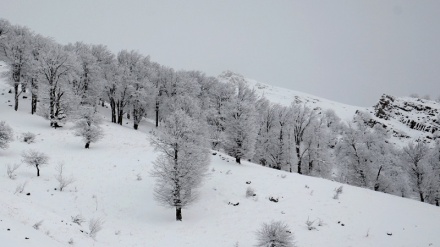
218 71 364 121
1 65 440 246
219 71 440 143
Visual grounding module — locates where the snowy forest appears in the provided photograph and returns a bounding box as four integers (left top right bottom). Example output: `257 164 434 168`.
1 16 440 224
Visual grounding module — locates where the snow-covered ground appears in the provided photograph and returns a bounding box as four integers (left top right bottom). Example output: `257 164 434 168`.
1 65 440 246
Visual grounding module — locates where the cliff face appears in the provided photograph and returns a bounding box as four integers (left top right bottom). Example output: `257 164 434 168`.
373 94 440 141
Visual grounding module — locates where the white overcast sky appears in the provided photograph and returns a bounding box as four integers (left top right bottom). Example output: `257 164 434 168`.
1 0 439 106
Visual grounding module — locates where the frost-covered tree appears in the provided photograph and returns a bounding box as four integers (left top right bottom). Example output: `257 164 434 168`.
336 113 396 191
401 141 432 202
256 221 295 247
66 42 103 106
0 23 33 111
302 112 334 178
22 149 49 177
268 104 293 170
253 99 277 167
206 80 235 150
150 109 209 221
36 42 79 127
290 103 318 174
23 34 48 114
74 107 104 149
223 80 258 164
0 121 14 150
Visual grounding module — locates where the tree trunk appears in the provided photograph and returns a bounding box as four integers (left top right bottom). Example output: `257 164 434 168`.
236 157 241 164
110 99 116 123
296 145 302 174
85 142 90 149
118 110 123 125
134 123 138 130
31 78 37 115
127 112 130 120
36 164 40 177
155 101 159 127
419 191 424 202
14 83 19 111
436 199 439 207
31 93 37 115
176 206 182 221
49 86 55 127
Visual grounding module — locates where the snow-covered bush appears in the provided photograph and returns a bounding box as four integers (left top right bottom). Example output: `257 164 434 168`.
74 107 104 149
333 186 343 199
6 163 20 179
0 121 14 150
21 132 36 144
88 217 104 239
22 149 49 177
246 186 256 198
256 221 296 247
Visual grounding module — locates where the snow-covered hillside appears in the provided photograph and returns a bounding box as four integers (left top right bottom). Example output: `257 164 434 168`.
1 66 440 247
219 71 440 143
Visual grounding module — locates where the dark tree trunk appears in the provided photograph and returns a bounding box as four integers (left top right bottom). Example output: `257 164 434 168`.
110 99 116 123
155 101 159 127
176 206 182 221
236 157 241 164
14 83 19 111
308 161 313 174
118 110 123 125
134 123 138 130
436 199 439 207
127 112 130 120
85 142 90 149
49 86 55 127
36 164 40 177
419 192 424 202
296 145 302 174
31 93 37 115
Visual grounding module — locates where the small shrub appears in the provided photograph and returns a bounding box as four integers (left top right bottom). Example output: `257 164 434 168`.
280 174 287 179
6 163 20 179
246 187 256 198
33 220 43 230
55 163 75 191
22 132 36 144
71 215 85 226
306 217 316 230
14 181 28 194
333 186 343 199
88 217 104 239
256 221 295 247
136 173 142 181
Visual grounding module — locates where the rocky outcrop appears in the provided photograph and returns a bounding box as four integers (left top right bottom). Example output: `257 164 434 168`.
373 94 440 140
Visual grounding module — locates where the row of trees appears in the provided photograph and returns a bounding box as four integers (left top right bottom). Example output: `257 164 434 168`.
1 19 439 217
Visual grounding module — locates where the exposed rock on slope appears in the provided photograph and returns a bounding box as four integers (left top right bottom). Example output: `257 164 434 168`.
373 94 440 141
